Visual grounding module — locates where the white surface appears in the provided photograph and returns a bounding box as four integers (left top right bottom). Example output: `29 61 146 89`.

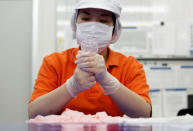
174 21 192 56
152 0 193 57
0 0 32 122
149 89 163 117
146 66 174 89
143 61 193 117
179 66 193 88
122 114 193 124
122 115 193 131
152 23 175 55
163 89 187 117
111 27 149 55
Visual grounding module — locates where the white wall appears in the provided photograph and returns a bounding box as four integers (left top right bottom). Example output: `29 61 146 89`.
0 0 57 122
0 0 32 122
152 0 193 56
153 0 193 22
32 0 56 88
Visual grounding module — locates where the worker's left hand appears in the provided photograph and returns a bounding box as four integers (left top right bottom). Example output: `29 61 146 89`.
75 51 106 77
75 51 120 94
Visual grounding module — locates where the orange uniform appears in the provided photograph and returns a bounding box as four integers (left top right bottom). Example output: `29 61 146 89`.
29 47 152 116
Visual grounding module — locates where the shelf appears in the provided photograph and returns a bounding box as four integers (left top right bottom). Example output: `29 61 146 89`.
137 57 193 61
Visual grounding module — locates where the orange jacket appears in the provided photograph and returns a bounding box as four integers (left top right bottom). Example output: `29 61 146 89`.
30 47 151 116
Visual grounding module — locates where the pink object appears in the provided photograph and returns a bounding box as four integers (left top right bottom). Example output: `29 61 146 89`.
29 109 127 124
28 109 129 131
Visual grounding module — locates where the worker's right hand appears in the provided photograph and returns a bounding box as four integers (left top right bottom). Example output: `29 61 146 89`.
66 67 96 98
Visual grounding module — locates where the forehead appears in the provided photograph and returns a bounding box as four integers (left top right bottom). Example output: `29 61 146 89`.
79 8 113 16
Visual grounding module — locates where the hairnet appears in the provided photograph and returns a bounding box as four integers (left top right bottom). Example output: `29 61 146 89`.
71 0 122 44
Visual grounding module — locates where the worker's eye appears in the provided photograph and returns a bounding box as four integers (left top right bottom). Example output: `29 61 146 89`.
81 17 90 21
100 19 109 23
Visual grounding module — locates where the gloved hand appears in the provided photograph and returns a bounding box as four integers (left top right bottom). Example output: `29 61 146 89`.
66 66 96 98
75 51 120 95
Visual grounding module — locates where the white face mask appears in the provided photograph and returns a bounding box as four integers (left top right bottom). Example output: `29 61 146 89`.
76 22 114 53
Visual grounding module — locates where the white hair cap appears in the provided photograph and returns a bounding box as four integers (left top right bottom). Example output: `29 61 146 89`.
71 0 122 44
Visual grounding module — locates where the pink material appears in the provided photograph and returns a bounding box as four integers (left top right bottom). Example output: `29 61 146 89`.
29 109 128 124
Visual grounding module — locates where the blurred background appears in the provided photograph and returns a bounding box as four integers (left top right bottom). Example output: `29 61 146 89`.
0 0 193 122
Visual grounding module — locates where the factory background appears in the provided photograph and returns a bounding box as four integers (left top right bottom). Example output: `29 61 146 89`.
0 0 193 122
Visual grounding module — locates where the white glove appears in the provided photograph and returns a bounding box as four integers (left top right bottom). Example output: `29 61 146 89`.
66 67 96 98
75 51 120 95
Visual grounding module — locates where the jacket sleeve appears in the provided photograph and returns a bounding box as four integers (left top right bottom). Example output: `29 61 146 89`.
29 56 58 103
124 56 152 107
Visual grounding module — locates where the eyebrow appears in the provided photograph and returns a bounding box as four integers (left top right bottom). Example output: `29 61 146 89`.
79 11 90 15
79 11 112 17
101 14 112 17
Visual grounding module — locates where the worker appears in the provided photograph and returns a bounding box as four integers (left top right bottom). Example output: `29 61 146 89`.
28 0 152 119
